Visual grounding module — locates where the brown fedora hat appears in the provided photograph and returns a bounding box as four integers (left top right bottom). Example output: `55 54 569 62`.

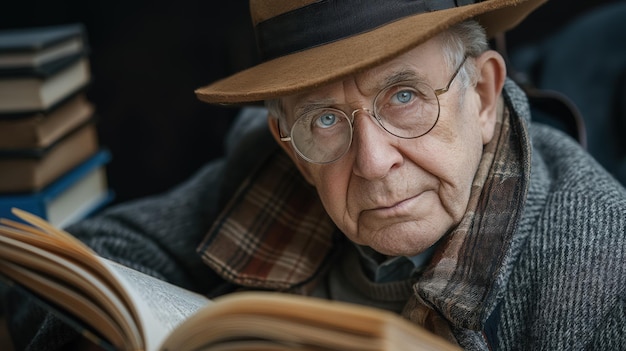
196 0 547 105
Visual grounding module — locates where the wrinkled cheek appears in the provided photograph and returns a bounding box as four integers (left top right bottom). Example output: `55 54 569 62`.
337 207 361 241
438 185 469 225
326 199 362 243
313 186 353 235
313 164 364 239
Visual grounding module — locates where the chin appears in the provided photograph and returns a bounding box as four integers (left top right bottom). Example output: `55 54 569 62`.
374 244 433 257
362 226 443 257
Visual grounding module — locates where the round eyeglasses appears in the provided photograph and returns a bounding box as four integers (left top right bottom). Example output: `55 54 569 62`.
279 57 468 164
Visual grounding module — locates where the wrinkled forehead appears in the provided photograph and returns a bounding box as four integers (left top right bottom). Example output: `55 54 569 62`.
283 36 447 111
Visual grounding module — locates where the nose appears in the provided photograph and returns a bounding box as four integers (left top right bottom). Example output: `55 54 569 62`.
350 109 403 180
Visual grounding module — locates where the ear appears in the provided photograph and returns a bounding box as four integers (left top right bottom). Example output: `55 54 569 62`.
267 114 316 185
472 50 506 145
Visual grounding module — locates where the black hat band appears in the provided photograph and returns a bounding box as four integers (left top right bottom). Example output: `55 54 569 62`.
255 0 479 61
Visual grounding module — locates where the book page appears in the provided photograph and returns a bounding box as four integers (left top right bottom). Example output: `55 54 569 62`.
0 261 127 350
0 210 210 351
0 233 143 349
102 259 212 351
161 292 460 351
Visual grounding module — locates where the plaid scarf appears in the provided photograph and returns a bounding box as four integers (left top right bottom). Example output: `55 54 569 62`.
198 99 531 341
197 149 338 293
402 103 531 343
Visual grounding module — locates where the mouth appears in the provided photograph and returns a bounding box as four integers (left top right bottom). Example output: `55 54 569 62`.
367 192 425 217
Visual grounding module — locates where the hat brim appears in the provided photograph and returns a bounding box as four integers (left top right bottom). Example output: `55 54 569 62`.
196 0 546 105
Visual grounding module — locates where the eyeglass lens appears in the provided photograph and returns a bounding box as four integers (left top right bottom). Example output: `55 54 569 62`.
290 80 440 164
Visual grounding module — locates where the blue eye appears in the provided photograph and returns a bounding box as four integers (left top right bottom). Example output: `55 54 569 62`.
315 113 337 128
395 90 413 104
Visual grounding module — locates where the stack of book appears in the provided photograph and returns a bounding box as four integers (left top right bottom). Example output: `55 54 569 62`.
0 23 114 228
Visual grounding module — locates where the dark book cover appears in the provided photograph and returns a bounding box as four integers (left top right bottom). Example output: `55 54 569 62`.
0 52 88 78
0 56 91 114
0 23 86 54
0 121 101 193
0 116 97 159
0 84 91 120
0 23 89 78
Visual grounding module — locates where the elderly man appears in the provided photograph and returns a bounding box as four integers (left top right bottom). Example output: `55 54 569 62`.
7 0 626 350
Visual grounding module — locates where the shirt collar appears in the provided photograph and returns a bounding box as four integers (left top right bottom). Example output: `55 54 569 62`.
355 244 437 283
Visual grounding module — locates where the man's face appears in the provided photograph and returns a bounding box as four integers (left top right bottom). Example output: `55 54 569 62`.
273 37 500 257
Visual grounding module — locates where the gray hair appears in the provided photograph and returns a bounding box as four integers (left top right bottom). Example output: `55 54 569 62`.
266 20 490 128
439 20 489 91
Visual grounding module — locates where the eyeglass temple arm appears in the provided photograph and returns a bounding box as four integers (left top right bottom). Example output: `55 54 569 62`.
434 55 468 96
276 119 292 141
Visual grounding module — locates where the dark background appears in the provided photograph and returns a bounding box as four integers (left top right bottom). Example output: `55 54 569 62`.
0 0 620 204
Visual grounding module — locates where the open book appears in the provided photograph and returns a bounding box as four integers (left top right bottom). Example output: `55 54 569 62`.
0 208 459 351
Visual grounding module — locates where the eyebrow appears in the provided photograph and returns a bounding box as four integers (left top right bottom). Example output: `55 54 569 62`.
293 98 337 119
293 68 429 117
377 68 428 90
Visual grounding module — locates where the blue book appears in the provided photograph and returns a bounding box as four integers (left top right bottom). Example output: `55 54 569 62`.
0 149 114 228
